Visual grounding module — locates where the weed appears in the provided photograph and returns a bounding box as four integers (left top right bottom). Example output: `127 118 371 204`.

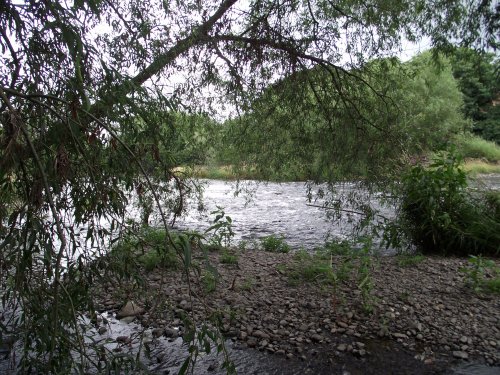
460 255 500 293
483 278 500 294
260 235 290 253
239 277 255 291
138 249 178 271
287 250 336 286
323 239 352 255
220 250 239 265
205 206 234 249
397 254 425 267
356 238 375 314
201 269 218 293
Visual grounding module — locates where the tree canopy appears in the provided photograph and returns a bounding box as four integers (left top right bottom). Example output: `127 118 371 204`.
0 0 499 372
449 48 500 143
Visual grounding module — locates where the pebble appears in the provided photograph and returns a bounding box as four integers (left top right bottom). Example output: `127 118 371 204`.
95 251 500 369
337 344 347 352
452 351 469 360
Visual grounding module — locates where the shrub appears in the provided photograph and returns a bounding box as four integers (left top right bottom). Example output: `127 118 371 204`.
260 235 290 253
397 151 500 256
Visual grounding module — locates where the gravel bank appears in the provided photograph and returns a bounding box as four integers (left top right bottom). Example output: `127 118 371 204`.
94 250 500 373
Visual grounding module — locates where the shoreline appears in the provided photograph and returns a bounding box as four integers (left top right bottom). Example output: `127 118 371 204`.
93 250 500 373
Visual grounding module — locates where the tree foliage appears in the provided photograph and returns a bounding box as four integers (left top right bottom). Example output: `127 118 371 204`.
0 0 498 372
217 52 468 181
449 48 500 143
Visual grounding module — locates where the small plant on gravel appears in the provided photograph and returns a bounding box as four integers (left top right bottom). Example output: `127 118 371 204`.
287 250 336 287
220 249 239 265
323 239 352 255
201 269 218 293
260 234 290 253
205 206 235 250
483 278 500 294
397 254 425 267
239 277 255 291
138 249 179 271
356 238 376 314
461 255 500 293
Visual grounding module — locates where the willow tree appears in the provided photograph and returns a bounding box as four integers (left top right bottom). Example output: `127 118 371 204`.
0 0 498 373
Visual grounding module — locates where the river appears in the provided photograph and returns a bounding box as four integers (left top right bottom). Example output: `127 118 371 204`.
171 180 395 251
171 174 500 252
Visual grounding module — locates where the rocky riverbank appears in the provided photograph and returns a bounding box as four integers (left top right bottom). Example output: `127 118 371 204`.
93 250 500 374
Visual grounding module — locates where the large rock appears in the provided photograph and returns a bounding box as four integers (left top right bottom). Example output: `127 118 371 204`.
116 301 145 319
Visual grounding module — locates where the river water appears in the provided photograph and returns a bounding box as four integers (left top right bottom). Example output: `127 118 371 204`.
171 174 500 252
172 180 394 251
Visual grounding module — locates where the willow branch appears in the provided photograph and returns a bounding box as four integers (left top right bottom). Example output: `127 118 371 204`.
0 86 68 363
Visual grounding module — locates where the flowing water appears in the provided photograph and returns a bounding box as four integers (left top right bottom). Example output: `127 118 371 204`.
172 180 394 251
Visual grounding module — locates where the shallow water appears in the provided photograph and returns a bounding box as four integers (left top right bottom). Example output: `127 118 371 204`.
171 180 394 251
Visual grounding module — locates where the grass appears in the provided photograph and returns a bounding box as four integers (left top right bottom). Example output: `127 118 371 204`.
462 160 500 175
483 278 500 294
397 254 426 267
220 249 239 265
201 269 218 293
286 250 336 286
238 277 255 291
138 249 178 271
457 135 500 162
110 228 180 271
260 235 290 253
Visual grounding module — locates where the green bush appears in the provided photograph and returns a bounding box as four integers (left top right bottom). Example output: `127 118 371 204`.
397 151 500 256
260 235 290 253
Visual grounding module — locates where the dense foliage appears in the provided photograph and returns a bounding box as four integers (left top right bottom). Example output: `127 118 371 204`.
0 0 498 372
395 151 500 256
449 48 500 143
216 52 469 181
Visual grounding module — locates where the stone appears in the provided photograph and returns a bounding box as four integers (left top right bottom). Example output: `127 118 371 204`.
116 301 145 319
337 344 347 352
311 334 323 343
120 316 136 324
452 351 469 360
116 336 131 344
165 328 179 338
253 330 270 340
152 328 163 338
393 333 408 340
98 327 107 335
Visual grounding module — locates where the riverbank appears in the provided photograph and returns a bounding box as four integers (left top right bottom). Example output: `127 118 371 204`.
178 159 500 182
92 250 500 373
